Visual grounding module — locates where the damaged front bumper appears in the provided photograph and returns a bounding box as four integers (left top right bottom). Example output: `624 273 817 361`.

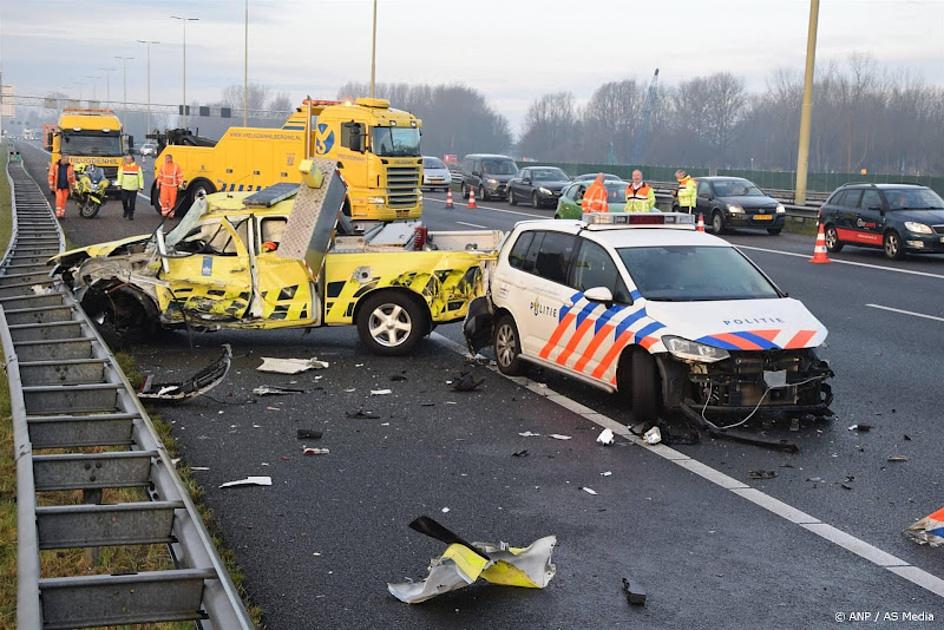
658 348 834 419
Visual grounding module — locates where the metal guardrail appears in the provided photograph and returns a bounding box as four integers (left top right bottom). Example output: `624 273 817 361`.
3 153 253 628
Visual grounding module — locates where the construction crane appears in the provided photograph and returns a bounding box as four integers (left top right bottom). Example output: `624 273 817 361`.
631 68 659 165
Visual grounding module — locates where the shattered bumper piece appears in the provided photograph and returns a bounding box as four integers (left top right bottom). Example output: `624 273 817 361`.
256 356 329 374
387 516 557 604
904 506 944 547
139 344 232 402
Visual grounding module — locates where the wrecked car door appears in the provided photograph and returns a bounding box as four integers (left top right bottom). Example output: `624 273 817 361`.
162 217 254 322
254 215 317 325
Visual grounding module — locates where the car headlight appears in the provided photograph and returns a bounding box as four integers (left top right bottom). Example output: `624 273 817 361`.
487 178 498 185
368 196 385 204
539 187 553 195
776 204 786 214
726 204 744 214
904 221 933 234
662 335 730 363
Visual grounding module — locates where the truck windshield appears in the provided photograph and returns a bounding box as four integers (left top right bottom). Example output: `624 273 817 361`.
371 126 421 157
618 246 780 301
60 132 123 157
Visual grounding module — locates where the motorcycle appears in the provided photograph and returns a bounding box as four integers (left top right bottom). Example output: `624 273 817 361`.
72 163 109 219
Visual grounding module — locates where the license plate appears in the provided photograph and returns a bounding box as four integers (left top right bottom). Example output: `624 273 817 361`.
753 214 773 221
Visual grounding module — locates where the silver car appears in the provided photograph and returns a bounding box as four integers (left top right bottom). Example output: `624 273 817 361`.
422 156 452 192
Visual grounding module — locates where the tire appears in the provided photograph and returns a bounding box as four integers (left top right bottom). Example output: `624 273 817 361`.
766 227 782 236
618 350 661 423
824 224 843 252
883 230 906 260
531 192 540 209
494 313 525 376
356 292 429 356
78 198 101 219
179 181 214 218
151 181 162 213
478 185 487 202
508 189 518 206
711 210 725 235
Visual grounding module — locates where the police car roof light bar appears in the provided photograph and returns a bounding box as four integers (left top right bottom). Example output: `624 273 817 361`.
581 212 696 229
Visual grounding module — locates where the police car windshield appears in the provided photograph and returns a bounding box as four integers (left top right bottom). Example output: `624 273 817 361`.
371 127 421 157
618 246 780 301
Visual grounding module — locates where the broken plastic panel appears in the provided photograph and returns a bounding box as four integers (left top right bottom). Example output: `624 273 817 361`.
138 344 232 402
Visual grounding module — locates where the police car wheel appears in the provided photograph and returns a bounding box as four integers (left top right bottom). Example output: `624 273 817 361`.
618 350 660 422
824 225 843 252
357 293 427 356
494 314 524 376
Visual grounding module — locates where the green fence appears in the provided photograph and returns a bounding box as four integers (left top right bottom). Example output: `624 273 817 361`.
523 161 944 196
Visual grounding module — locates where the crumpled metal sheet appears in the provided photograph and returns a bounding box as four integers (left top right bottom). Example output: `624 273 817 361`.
139 344 232 402
388 523 557 604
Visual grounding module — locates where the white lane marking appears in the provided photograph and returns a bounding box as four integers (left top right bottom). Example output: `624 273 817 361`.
866 303 944 323
737 244 944 280
455 221 487 229
426 196 546 219
428 331 944 599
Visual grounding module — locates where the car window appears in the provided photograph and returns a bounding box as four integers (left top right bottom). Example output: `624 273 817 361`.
712 179 764 197
570 240 632 303
533 231 577 286
841 190 862 208
481 159 518 175
260 217 287 252
858 190 883 211
340 122 364 150
186 219 248 256
423 157 445 169
884 188 944 210
698 181 712 196
508 231 534 270
532 168 568 181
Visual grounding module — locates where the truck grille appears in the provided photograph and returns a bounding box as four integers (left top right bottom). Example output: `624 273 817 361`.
933 225 944 234
387 166 420 207
102 166 118 180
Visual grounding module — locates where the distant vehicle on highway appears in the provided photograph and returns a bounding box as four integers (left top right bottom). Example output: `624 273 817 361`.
554 180 630 219
574 172 622 182
139 142 158 158
694 176 786 235
507 166 572 208
819 183 944 259
460 153 519 201
421 156 451 192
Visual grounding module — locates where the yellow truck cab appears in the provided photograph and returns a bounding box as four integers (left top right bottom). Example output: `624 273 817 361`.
152 98 424 224
52 159 499 355
47 109 126 193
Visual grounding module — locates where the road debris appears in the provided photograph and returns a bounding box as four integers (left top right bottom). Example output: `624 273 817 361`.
887 455 909 463
518 431 541 437
346 409 381 419
370 389 393 396
512 450 530 458
344 388 356 393
253 385 305 396
296 429 323 440
256 356 329 374
139 345 233 403
848 424 872 432
621 577 647 606
600 471 612 477
596 428 615 446
451 370 485 392
387 516 557 604
441 507 450 513
390 374 408 382
219 476 272 488
904 507 944 547
643 426 662 445
748 470 777 480
549 434 572 441
303 447 330 456
580 487 598 496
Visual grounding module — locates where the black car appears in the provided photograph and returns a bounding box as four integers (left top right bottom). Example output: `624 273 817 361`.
694 176 786 235
507 166 573 208
459 154 519 201
818 183 944 259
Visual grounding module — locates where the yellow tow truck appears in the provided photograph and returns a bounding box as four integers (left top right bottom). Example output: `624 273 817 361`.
151 98 424 224
51 159 499 355
46 109 128 194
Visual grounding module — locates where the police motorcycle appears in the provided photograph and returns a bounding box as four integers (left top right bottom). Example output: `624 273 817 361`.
73 163 109 219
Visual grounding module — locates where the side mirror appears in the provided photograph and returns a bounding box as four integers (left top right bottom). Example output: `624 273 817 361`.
584 286 613 303
127 135 135 150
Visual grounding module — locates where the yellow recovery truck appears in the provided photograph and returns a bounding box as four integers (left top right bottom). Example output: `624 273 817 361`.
151 98 424 224
46 109 128 194
51 159 499 355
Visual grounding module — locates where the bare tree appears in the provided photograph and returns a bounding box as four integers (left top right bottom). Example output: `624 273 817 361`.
267 92 293 113
221 83 271 112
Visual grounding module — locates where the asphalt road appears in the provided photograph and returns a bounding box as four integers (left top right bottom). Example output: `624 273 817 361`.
15 142 944 628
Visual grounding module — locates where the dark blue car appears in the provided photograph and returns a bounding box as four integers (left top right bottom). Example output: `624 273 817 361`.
819 184 944 259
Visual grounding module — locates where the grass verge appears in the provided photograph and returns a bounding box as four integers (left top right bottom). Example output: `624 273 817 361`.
1 145 17 628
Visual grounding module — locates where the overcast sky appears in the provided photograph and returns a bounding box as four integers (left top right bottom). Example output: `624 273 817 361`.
2 0 943 129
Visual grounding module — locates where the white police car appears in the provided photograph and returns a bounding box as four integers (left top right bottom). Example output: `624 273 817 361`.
464 213 834 424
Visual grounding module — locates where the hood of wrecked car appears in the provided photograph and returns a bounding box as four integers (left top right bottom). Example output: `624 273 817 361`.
49 234 152 266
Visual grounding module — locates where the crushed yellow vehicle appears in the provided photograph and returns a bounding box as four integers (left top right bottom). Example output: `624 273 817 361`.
50 159 501 355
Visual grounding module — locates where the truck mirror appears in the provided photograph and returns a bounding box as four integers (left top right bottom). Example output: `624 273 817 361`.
128 135 135 149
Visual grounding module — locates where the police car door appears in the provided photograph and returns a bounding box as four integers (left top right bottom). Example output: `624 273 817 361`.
509 230 579 358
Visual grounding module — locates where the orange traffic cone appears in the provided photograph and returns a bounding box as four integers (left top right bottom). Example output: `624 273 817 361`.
809 222 832 264
445 189 454 209
696 213 705 232
467 186 478 209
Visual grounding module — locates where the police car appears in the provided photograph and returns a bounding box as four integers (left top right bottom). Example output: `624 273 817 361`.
465 213 834 423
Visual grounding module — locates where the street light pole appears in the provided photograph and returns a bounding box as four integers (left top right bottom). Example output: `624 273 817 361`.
243 0 249 126
171 15 199 127
794 0 820 206
85 75 101 100
370 0 377 98
99 67 116 103
137 40 159 135
114 56 134 111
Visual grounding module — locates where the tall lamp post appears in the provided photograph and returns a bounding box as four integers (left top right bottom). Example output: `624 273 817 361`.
170 15 199 127
114 55 134 110
99 67 116 103
369 0 377 98
794 0 820 206
137 40 159 135
243 0 249 126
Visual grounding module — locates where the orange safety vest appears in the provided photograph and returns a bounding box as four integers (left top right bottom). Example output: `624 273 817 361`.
48 162 75 189
626 183 653 200
581 180 609 213
158 161 183 188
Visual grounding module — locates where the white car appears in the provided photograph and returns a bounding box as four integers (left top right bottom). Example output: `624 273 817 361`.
465 213 833 424
139 142 158 158
422 156 452 192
